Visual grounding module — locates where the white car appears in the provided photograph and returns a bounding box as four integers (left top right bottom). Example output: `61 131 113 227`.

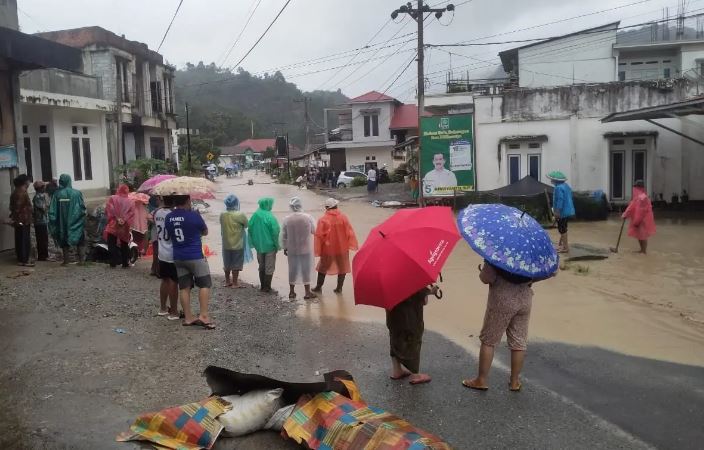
336 171 367 188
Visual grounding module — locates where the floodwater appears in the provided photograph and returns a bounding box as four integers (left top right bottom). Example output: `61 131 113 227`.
202 172 704 367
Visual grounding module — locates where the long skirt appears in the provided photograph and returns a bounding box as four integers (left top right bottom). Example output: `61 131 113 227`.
288 253 313 285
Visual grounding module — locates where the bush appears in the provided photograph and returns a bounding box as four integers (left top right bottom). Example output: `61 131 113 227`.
351 176 367 188
391 164 408 183
277 171 292 185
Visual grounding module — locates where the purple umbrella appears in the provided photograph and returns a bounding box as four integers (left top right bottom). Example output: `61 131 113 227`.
137 174 176 193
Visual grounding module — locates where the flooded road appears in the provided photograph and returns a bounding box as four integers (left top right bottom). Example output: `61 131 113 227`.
203 172 704 367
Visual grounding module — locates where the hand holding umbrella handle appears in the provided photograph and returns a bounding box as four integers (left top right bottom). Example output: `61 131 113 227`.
430 285 443 299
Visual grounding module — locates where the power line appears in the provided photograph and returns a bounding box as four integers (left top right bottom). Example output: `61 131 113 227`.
217 0 263 67
228 0 294 72
157 0 184 52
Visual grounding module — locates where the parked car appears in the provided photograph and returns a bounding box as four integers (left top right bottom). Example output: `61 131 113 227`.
336 171 367 188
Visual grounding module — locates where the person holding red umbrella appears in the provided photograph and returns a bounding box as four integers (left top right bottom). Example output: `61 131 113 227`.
352 206 461 385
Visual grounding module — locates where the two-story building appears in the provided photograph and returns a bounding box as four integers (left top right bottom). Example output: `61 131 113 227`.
427 19 704 204
37 27 177 183
323 91 417 173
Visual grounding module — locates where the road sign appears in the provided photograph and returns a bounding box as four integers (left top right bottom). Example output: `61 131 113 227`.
207 152 214 161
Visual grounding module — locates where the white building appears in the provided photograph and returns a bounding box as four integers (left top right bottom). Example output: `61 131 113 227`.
323 92 417 173
20 69 114 199
428 20 704 204
38 27 177 185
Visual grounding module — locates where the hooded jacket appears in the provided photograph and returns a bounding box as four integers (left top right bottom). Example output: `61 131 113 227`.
248 198 280 253
48 174 86 246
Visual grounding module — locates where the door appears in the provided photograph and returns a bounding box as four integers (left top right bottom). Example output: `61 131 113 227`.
23 137 33 180
610 151 625 201
150 137 166 160
39 137 53 182
633 150 646 185
508 154 521 184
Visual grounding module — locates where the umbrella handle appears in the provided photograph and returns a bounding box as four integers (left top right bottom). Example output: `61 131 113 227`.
432 287 443 299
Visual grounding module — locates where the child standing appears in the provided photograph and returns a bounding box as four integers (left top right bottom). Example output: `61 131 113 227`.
463 262 550 392
387 284 441 385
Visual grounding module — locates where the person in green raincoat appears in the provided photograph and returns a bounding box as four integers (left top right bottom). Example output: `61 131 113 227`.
248 197 280 293
48 174 87 265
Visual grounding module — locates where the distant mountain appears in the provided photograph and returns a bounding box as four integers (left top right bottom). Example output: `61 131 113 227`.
174 62 348 148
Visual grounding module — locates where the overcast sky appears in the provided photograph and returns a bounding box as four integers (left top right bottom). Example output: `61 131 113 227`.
17 0 697 101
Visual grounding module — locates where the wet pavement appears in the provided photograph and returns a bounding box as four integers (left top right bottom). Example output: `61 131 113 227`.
0 170 702 449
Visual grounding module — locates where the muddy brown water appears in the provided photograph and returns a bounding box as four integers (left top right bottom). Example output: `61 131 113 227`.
203 173 704 367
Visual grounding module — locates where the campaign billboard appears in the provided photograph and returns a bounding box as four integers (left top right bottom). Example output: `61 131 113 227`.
420 115 474 197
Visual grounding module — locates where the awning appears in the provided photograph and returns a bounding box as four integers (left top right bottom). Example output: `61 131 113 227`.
601 97 704 146
601 97 704 122
499 135 548 143
0 27 82 71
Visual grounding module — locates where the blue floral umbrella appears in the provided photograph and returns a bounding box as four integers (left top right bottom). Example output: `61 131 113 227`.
457 204 559 279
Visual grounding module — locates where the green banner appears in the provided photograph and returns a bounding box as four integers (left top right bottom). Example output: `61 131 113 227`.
420 114 474 197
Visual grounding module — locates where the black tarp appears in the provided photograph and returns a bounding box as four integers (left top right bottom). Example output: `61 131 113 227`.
487 176 554 197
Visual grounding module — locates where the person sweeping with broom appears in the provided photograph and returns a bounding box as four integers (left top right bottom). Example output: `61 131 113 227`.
622 180 656 254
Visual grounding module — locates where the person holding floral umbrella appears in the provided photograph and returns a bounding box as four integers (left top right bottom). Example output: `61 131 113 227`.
457 204 558 392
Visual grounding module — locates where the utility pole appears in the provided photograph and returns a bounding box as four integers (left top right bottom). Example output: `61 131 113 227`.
286 132 291 180
185 102 192 173
294 96 311 153
391 1 454 205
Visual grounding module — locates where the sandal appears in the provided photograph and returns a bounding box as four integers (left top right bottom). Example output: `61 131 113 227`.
509 382 522 392
462 379 489 391
201 322 216 330
182 319 204 327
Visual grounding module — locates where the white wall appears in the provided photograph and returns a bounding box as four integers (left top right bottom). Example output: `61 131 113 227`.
22 104 110 194
519 27 617 88
680 43 704 78
350 101 394 143
474 95 699 201
345 146 393 172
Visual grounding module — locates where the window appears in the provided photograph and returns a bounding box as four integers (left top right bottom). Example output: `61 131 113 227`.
82 138 93 180
363 113 379 137
24 137 32 179
72 126 77 135
633 138 646 145
40 125 47 134
528 142 540 149
610 151 625 200
633 150 646 185
508 143 520 149
618 71 626 81
372 156 376 160
612 139 625 145
365 156 370 160
150 81 163 113
83 126 88 135
150 137 166 160
528 154 541 180
508 154 521 184
663 68 671 78
22 125 27 134
71 138 82 181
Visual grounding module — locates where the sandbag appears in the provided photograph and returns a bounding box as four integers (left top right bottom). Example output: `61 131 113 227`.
218 389 284 437
263 404 296 431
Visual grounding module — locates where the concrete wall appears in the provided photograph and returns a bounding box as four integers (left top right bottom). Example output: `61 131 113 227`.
518 27 617 88
473 85 704 201
0 0 18 30
21 104 110 197
351 101 394 143
680 43 704 78
345 146 394 173
143 127 170 160
83 49 118 101
20 69 102 99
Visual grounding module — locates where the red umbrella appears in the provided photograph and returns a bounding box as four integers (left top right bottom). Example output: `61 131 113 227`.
352 206 460 310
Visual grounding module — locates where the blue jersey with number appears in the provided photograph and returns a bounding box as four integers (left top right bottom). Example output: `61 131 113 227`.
165 209 207 261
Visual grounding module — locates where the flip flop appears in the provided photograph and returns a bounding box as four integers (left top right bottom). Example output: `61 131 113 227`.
462 380 489 391
509 382 522 392
182 319 204 327
201 322 216 330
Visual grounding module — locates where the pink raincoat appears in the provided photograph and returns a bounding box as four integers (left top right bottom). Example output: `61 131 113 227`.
622 186 656 241
104 184 136 245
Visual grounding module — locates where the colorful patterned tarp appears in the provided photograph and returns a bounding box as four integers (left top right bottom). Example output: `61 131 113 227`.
116 396 231 450
282 381 451 450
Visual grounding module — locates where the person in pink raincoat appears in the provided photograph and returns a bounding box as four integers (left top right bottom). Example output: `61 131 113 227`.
104 184 136 268
622 180 656 254
131 195 150 255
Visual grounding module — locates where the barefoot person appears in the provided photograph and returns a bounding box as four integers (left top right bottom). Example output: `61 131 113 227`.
463 262 549 392
622 180 656 254
220 194 248 287
166 195 214 329
281 197 316 300
248 197 280 293
154 196 179 320
548 170 575 253
387 284 441 385
312 198 358 294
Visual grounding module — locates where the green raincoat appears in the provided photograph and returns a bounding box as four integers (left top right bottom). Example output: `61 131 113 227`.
248 198 280 253
48 174 86 247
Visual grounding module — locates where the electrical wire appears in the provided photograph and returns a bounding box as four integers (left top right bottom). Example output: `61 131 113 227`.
157 0 184 52
217 0 263 67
